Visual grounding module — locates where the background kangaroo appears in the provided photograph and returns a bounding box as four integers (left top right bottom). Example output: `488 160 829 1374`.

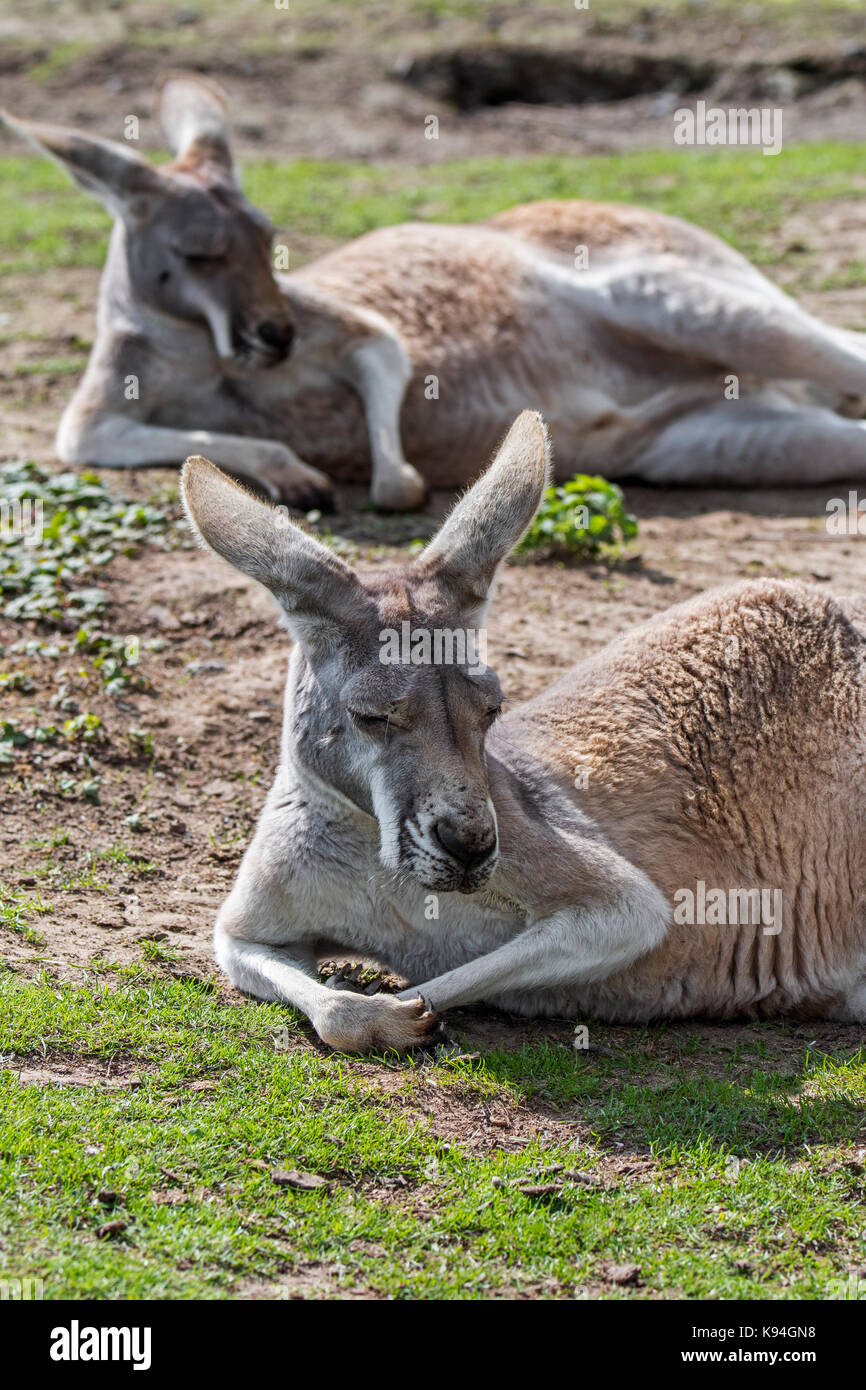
7 73 866 511
182 411 866 1053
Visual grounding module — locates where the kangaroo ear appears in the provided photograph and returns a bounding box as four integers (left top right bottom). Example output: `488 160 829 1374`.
181 456 369 648
157 74 235 182
418 411 551 616
0 111 162 220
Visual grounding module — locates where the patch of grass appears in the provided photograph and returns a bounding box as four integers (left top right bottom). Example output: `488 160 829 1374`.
0 977 864 1299
92 842 156 874
245 144 866 270
816 261 866 292
26 828 70 852
482 1035 866 1153
0 157 114 276
63 866 110 893
24 840 155 894
25 41 91 84
5 354 89 377
2 143 866 277
137 938 183 966
0 889 50 946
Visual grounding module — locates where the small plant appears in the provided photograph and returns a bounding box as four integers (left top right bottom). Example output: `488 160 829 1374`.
0 718 30 749
0 887 50 945
0 717 61 765
64 712 104 743
94 842 156 874
75 627 151 696
26 827 70 851
516 474 637 559
126 728 155 760
139 937 183 966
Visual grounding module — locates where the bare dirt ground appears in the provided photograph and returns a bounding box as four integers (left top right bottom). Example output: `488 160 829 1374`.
3 2 866 1057
4 0 866 161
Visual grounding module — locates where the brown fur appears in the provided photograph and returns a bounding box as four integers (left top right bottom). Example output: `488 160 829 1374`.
505 580 866 1020
487 198 738 265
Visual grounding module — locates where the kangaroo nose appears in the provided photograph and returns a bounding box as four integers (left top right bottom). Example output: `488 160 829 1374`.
434 820 497 868
257 319 294 351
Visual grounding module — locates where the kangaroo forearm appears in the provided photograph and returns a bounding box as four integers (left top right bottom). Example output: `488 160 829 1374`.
398 891 669 1011
58 413 279 467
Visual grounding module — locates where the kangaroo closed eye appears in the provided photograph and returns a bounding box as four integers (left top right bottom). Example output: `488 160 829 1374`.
172 248 226 264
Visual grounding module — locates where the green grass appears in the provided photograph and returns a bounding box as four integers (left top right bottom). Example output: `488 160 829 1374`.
24 41 92 84
6 355 89 377
242 145 866 268
2 143 866 277
0 973 864 1299
0 890 50 947
0 157 114 276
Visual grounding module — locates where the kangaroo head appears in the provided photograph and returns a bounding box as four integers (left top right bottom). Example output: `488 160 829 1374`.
183 411 551 894
1 75 294 368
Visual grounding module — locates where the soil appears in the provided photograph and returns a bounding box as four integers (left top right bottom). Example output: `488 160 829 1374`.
4 3 866 162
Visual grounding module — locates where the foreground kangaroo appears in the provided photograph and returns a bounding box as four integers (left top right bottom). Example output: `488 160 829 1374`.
7 76 866 512
183 412 866 1051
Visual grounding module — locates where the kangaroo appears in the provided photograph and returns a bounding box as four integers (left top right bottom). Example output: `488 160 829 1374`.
7 74 866 512
182 411 866 1052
